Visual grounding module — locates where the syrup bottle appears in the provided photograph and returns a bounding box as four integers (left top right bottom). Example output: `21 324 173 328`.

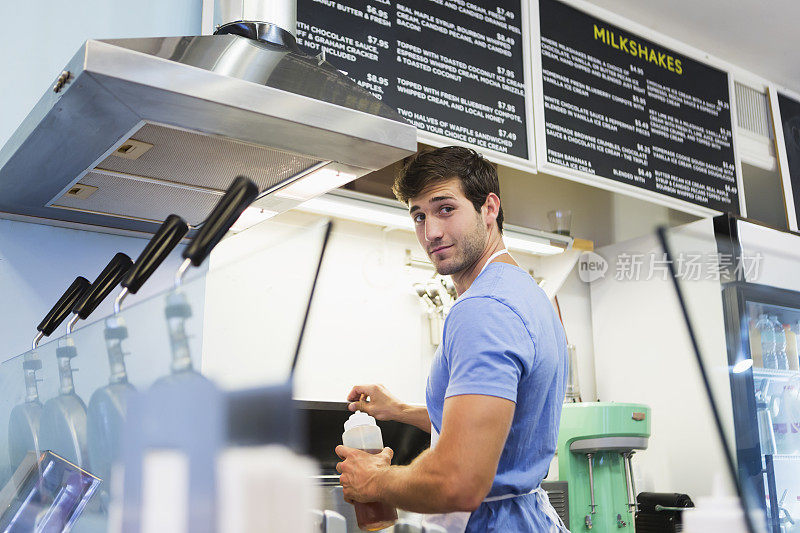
342 411 398 531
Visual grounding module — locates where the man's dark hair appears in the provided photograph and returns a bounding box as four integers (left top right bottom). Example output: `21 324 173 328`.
393 146 504 232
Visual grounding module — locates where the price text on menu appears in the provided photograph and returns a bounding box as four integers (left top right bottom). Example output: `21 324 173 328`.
296 0 529 160
539 0 738 213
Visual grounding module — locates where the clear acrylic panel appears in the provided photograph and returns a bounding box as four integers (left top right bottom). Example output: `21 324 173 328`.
0 216 332 531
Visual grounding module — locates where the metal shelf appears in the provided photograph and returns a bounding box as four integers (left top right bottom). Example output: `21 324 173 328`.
770 454 800 461
753 367 800 380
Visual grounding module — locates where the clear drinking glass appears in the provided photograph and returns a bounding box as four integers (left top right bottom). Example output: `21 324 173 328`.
547 210 572 236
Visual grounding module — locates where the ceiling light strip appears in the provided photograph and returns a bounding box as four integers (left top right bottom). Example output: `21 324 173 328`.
296 192 571 256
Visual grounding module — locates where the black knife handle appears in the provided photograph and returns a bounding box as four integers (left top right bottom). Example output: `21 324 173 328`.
122 215 189 294
182 176 259 267
73 253 133 319
37 276 91 336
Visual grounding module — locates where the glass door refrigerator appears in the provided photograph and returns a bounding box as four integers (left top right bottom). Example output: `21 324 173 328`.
716 214 800 533
723 282 800 533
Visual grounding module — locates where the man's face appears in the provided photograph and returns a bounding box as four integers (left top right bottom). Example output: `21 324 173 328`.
408 178 488 276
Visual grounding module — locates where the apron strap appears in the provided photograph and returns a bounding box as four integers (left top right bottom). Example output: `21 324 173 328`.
482 487 570 532
482 486 537 502
478 248 510 277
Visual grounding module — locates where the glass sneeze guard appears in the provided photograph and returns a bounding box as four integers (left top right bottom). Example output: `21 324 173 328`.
0 216 332 532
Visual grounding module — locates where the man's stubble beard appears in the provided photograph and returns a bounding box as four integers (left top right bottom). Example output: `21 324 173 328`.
433 215 487 276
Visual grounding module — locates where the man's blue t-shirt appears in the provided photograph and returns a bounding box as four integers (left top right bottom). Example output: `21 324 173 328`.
426 262 569 532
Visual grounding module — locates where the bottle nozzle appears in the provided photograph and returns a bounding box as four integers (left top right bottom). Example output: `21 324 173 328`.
344 410 377 432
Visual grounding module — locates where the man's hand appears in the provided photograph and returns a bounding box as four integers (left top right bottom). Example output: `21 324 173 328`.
346 384 404 421
346 385 431 432
335 445 394 503
354 394 515 514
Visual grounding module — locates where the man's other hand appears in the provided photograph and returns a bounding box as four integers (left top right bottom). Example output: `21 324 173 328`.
346 384 403 421
335 445 393 503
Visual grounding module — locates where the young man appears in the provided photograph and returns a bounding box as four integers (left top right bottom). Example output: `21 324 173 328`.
335 146 569 532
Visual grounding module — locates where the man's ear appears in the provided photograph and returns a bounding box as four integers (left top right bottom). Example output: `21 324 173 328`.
482 193 501 227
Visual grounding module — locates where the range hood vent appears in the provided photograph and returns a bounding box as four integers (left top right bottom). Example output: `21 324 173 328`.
0 31 416 233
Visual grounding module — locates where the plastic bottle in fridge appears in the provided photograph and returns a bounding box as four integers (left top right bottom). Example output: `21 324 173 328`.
786 322 799 371
790 321 800 370
771 315 789 370
756 314 777 369
342 411 398 531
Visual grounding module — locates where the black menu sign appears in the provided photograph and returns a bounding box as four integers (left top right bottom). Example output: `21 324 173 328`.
539 0 739 213
776 92 800 230
296 0 529 161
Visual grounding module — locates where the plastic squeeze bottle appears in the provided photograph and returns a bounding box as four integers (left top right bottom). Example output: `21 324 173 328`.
342 411 398 531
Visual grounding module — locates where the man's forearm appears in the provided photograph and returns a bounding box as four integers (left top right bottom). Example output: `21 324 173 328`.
396 404 431 433
375 449 468 513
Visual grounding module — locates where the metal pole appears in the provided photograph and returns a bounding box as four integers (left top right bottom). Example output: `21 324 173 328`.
587 453 597 514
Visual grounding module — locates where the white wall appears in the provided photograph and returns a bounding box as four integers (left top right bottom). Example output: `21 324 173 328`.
0 0 202 149
201 209 590 405
590 218 738 499
737 220 800 291
498 166 615 247
269 161 704 406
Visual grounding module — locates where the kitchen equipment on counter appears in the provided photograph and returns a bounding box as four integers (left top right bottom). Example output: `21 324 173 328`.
558 402 651 532
153 176 258 388
87 214 189 496
565 344 582 403
7 276 91 469
38 253 133 468
541 481 570 529
635 492 694 533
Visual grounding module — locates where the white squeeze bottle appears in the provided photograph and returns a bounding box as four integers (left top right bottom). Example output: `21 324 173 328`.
342 411 398 531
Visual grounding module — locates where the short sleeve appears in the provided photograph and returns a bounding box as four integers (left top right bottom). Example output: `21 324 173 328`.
442 297 534 403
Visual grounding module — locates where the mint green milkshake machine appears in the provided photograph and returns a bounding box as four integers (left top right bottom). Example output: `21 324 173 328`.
558 403 651 532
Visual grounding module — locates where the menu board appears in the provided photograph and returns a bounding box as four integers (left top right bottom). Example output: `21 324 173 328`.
296 0 529 161
776 92 800 231
538 0 739 213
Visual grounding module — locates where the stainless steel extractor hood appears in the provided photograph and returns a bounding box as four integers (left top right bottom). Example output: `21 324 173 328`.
0 22 417 234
